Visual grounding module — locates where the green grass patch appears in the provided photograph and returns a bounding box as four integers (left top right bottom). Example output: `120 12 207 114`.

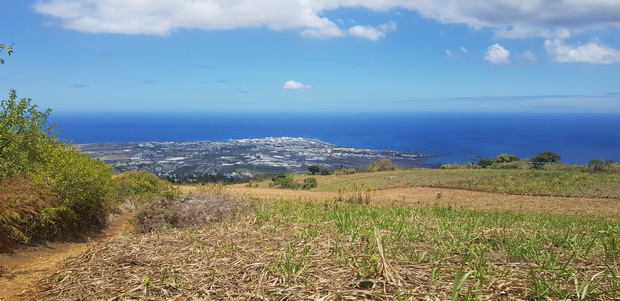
311 169 620 198
249 198 620 300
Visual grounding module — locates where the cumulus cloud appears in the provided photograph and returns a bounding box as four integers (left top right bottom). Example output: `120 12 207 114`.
283 80 312 90
32 0 620 40
484 44 510 65
544 39 620 64
348 22 395 41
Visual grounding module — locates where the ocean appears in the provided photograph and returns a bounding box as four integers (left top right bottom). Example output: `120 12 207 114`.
50 112 620 165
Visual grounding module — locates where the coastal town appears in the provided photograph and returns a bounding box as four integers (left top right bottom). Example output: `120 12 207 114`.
76 137 440 179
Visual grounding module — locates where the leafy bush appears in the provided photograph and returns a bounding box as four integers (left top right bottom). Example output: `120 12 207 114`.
366 159 401 172
270 173 318 190
531 151 561 169
0 90 56 179
477 157 494 168
0 90 117 250
302 177 318 189
29 144 116 234
307 165 320 175
114 170 176 201
334 168 358 175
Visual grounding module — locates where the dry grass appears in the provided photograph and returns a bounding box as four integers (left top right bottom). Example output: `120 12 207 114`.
23 184 620 300
133 192 247 233
228 185 620 218
0 177 57 250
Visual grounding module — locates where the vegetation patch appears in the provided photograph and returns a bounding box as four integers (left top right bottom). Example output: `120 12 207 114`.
311 169 620 198
133 192 247 233
27 196 620 300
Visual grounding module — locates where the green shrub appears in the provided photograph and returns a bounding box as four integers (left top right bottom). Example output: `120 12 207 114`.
114 170 176 201
477 158 494 168
494 154 520 164
366 159 401 172
0 90 56 179
302 177 318 189
334 168 357 175
270 173 318 190
31 145 116 231
0 90 118 250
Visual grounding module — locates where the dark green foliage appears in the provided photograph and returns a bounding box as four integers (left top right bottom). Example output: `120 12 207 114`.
0 90 116 251
271 173 318 190
477 157 494 168
366 159 401 172
302 177 318 189
494 154 520 164
531 152 561 169
320 168 332 175
307 165 320 175
589 159 605 172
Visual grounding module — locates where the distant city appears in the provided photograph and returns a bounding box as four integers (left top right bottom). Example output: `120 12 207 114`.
77 137 440 178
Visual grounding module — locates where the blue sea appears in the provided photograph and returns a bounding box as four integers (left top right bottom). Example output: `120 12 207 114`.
50 112 620 165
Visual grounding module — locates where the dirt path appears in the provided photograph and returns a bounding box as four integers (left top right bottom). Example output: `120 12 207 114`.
0 214 131 301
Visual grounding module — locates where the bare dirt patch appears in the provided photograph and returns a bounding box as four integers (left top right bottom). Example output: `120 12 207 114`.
0 213 131 300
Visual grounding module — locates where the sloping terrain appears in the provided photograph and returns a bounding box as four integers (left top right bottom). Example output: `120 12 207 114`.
2 182 618 300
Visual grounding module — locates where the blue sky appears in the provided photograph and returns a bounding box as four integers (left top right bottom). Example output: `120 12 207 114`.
1 0 619 113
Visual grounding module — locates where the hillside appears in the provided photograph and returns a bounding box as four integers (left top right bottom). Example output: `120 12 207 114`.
3 170 619 300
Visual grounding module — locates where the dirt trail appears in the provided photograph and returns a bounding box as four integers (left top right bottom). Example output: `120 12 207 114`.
0 214 131 301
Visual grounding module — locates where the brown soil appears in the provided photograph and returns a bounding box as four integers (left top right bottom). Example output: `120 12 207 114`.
0 214 132 301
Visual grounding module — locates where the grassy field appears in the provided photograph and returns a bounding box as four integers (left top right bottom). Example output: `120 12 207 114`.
276 169 620 198
22 170 620 300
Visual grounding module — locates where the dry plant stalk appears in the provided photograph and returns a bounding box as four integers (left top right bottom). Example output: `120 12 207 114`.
374 228 406 287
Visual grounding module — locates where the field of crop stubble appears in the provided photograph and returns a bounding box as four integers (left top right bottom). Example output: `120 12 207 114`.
16 170 620 300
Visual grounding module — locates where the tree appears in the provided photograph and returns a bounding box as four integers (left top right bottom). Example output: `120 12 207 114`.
477 157 494 168
307 165 320 175
0 90 56 178
0 42 14 65
494 154 520 164
320 168 332 175
531 151 561 168
588 159 604 172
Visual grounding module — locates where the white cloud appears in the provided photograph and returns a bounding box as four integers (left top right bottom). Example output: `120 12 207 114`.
33 0 620 39
484 44 510 65
348 22 395 41
459 46 468 54
517 50 539 65
283 80 312 90
544 39 620 64
445 50 454 57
